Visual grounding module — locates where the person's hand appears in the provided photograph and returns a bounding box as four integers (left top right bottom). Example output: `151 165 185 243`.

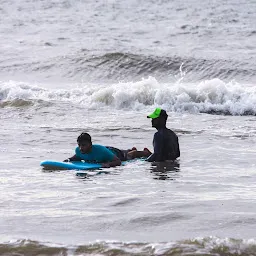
102 162 111 168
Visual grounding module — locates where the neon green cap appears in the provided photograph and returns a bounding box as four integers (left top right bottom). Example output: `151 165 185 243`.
147 108 162 119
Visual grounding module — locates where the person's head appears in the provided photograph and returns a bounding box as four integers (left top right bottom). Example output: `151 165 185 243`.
147 108 168 129
77 132 92 153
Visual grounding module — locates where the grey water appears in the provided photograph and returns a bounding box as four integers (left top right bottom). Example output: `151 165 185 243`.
0 0 256 255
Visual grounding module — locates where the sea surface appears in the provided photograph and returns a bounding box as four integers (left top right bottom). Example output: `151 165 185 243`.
0 0 256 255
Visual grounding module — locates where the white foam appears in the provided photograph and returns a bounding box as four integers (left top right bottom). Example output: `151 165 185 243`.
1 77 255 115
2 237 256 255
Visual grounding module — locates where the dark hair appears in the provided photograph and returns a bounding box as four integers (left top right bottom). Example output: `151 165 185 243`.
77 133 92 144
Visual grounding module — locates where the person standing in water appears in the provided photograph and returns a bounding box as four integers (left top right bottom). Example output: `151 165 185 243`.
146 108 180 162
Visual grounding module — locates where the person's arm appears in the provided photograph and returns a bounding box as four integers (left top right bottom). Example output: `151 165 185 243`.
176 137 180 159
101 155 121 168
146 132 164 162
63 155 81 162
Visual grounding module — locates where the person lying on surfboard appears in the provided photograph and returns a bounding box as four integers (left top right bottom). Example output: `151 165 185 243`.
63 132 151 168
146 108 180 162
64 133 121 168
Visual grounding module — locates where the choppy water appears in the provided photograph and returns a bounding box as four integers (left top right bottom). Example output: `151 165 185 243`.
0 0 256 255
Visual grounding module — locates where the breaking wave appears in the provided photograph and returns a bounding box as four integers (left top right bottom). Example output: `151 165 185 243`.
1 237 256 256
1 77 256 116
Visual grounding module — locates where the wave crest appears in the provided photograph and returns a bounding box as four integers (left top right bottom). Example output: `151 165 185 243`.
1 78 255 115
1 52 255 82
1 237 256 256
64 52 256 82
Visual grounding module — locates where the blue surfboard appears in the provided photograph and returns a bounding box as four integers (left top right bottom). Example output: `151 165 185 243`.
40 160 102 170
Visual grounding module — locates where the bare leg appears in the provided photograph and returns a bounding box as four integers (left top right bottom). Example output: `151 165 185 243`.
127 148 152 159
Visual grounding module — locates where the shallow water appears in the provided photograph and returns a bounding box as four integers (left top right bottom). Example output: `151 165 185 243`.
1 0 256 255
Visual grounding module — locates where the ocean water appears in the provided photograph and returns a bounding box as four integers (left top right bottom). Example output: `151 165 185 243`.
0 0 256 255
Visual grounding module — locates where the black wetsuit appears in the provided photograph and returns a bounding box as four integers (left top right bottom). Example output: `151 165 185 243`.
147 127 180 162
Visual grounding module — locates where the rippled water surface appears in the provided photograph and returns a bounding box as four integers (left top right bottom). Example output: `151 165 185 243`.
0 0 256 255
